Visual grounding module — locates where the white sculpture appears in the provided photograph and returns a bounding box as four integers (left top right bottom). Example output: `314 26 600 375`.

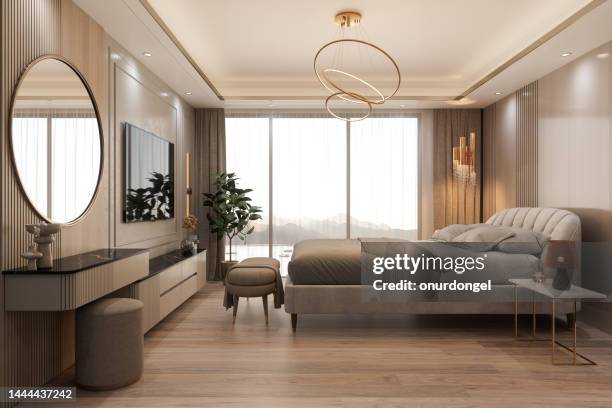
25 223 61 269
21 243 43 271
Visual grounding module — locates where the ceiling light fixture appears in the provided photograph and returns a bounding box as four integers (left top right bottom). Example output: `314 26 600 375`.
142 51 152 57
314 11 401 122
560 52 572 57
160 92 168 97
495 92 502 95
185 91 192 95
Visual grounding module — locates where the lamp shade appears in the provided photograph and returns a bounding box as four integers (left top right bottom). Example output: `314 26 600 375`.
543 240 576 269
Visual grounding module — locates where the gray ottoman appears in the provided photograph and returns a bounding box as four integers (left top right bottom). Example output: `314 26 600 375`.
76 298 144 390
225 257 281 324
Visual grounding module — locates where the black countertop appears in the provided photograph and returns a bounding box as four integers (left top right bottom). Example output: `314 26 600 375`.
3 248 148 275
145 248 206 280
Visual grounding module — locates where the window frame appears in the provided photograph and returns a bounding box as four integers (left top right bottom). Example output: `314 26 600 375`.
225 111 422 258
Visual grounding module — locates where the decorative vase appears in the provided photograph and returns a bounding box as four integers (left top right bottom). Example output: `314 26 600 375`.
552 268 572 290
180 238 197 257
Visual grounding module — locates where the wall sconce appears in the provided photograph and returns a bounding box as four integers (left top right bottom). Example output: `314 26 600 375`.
185 152 192 214
452 131 477 185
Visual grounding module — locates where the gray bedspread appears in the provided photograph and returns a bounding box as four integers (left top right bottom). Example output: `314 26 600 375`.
288 239 540 285
288 239 362 285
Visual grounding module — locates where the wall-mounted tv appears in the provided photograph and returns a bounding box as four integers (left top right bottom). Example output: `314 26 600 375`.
123 123 174 223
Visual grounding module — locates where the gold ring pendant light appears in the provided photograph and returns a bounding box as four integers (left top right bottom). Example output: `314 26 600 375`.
314 11 401 121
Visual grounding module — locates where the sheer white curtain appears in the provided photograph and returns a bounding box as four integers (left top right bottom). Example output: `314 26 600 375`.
52 114 100 223
12 110 100 222
225 112 419 275
350 116 419 239
12 116 48 214
225 115 270 260
272 116 347 269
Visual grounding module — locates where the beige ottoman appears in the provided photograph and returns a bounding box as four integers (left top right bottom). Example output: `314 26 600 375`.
76 298 144 390
225 257 281 324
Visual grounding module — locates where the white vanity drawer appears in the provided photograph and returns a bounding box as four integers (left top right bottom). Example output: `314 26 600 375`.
158 263 183 294
159 274 198 319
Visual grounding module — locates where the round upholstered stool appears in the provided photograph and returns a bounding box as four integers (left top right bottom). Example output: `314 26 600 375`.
225 257 280 324
76 298 144 390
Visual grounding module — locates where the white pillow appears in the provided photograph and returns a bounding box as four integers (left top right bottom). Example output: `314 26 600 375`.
431 223 485 242
496 229 549 255
452 226 515 252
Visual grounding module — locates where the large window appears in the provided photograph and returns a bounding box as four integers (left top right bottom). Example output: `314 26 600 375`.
226 114 419 274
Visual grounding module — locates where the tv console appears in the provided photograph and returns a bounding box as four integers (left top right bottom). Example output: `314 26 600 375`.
130 249 206 332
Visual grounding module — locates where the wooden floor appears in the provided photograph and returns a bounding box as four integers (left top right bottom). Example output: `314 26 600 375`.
31 283 612 408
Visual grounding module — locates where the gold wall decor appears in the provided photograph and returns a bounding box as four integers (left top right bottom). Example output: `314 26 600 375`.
452 132 477 185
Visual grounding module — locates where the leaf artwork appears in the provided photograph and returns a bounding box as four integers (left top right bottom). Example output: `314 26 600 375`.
125 172 174 222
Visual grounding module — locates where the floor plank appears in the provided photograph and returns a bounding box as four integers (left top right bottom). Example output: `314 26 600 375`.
28 283 612 408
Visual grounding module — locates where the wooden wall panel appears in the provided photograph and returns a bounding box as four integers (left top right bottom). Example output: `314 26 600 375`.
494 93 517 212
1 1 65 401
516 82 538 207
482 81 538 216
482 104 496 220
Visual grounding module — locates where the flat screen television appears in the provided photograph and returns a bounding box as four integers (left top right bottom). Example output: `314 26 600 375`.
123 123 174 223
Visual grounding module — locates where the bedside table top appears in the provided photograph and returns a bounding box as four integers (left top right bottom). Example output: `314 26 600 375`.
509 278 607 300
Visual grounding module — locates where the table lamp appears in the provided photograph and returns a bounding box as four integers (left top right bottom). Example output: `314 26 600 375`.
543 240 576 290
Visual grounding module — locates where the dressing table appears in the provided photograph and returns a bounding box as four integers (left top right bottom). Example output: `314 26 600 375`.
3 248 149 311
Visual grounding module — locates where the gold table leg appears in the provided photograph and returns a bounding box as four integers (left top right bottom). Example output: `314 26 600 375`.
532 292 536 337
514 285 518 338
552 299 556 364
513 286 595 365
550 298 596 366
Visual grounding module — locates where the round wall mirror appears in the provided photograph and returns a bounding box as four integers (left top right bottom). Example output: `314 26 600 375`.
10 56 103 224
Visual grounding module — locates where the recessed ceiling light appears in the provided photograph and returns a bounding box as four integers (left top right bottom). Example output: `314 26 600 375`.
160 92 168 97
185 91 192 95
495 92 502 95
560 52 572 57
596 52 610 59
142 51 152 57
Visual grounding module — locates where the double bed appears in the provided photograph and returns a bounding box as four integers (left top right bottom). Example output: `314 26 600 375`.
284 207 582 331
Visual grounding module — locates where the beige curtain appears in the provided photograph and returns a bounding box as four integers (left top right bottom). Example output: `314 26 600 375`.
194 108 226 281
433 109 482 229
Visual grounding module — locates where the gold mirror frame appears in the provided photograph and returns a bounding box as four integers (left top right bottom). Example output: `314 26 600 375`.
8 55 105 225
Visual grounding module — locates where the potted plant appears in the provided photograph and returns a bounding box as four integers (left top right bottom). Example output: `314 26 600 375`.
203 172 262 279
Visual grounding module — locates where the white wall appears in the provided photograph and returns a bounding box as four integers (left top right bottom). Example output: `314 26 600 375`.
538 42 612 242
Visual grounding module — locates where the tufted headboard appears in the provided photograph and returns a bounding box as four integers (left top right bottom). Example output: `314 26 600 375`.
486 207 581 242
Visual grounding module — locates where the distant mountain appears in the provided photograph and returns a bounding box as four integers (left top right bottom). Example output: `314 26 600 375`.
240 215 416 247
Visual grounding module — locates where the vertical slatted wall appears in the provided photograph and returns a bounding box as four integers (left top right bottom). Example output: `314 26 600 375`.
482 81 539 217
482 104 497 220
515 81 538 207
1 1 64 401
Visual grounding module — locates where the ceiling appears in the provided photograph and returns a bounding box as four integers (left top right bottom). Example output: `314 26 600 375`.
75 0 612 109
